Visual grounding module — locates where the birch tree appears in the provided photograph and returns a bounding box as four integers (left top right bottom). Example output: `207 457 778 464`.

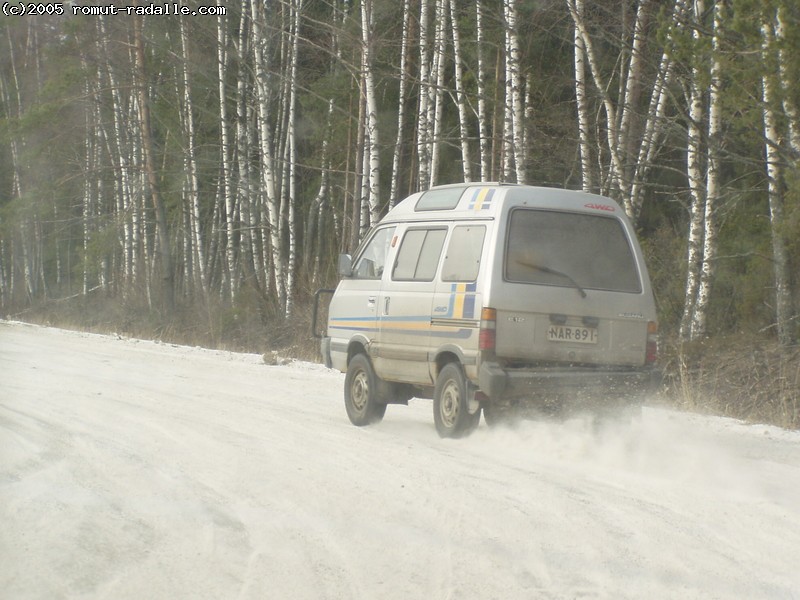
428 0 448 188
133 15 174 313
475 0 491 181
251 0 286 311
690 0 724 340
449 0 472 182
775 3 800 157
572 0 593 192
178 15 207 297
216 11 235 301
360 0 381 225
761 8 797 346
389 0 412 205
679 0 708 342
416 0 433 188
504 0 526 183
566 0 687 222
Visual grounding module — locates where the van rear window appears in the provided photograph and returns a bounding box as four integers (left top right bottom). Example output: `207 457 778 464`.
505 209 641 293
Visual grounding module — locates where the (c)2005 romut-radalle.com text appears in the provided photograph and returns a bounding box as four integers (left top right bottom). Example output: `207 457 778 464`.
1 2 227 16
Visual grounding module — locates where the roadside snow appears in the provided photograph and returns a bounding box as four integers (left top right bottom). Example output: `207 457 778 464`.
2 321 800 599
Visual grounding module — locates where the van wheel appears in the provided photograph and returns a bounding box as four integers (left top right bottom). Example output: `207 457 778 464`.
344 354 387 426
434 363 481 438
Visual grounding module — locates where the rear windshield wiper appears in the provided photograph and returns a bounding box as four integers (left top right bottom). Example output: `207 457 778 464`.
514 260 588 298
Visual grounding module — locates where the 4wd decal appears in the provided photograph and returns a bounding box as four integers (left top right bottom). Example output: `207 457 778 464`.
584 203 615 212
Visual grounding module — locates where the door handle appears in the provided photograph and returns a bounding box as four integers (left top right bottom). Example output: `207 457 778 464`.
383 297 391 315
367 296 376 308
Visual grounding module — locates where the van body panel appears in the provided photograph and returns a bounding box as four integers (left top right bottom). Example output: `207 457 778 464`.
375 280 437 384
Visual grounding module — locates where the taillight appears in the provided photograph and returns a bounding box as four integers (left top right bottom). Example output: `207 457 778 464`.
646 321 658 364
479 307 496 350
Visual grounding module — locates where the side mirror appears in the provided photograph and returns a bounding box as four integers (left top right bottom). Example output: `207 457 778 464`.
338 254 353 277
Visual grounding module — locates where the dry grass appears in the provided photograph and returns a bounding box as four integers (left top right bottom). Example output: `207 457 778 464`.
661 336 800 430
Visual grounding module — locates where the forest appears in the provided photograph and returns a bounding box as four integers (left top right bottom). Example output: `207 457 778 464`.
1 0 798 425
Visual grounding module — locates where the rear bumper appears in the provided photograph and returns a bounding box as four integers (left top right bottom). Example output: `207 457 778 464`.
478 361 661 404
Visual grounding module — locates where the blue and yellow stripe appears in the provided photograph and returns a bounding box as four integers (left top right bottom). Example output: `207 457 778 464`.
467 187 495 211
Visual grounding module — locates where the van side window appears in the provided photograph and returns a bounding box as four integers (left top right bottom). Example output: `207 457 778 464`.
442 225 486 282
352 226 396 279
392 228 447 281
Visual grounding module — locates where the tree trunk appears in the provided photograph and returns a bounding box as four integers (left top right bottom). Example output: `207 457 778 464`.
573 0 593 192
416 0 432 189
390 0 412 205
216 11 234 302
690 0 723 340
679 0 707 343
761 16 797 346
179 15 207 298
360 0 381 224
475 0 490 181
449 0 472 182
504 0 526 183
251 0 286 311
133 12 174 314
428 0 448 188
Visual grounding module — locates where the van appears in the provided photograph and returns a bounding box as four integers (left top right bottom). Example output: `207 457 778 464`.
316 183 660 437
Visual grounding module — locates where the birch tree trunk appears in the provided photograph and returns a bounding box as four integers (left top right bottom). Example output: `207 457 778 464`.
761 16 797 346
690 0 723 339
216 11 235 302
629 0 685 220
390 0 412 205
567 0 685 222
475 0 490 181
284 0 303 317
617 0 649 186
679 0 707 343
416 0 432 189
428 0 448 188
565 0 627 200
775 3 800 157
251 0 286 311
449 0 472 182
573 0 593 192
230 5 252 300
179 15 207 297
133 13 174 314
504 0 526 183
2 21 33 301
502 12 514 182
360 0 381 224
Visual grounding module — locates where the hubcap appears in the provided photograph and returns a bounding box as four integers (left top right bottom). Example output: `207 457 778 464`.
351 370 369 412
440 380 460 427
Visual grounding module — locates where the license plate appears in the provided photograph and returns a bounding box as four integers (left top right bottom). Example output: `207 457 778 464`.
547 325 598 344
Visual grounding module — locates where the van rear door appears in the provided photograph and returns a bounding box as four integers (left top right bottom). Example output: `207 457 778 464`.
493 208 654 367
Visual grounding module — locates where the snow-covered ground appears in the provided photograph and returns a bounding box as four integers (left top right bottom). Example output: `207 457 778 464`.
1 321 800 599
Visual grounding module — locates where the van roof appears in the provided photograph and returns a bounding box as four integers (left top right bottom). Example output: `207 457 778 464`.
383 183 626 223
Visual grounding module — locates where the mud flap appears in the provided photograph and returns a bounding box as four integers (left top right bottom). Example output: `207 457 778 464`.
466 383 481 415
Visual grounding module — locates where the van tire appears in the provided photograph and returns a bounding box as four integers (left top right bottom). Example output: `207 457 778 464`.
344 354 387 426
434 363 481 438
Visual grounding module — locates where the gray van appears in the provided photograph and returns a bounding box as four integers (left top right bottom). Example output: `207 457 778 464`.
318 183 660 437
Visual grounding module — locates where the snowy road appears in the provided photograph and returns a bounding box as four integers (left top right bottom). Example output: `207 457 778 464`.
2 321 800 599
